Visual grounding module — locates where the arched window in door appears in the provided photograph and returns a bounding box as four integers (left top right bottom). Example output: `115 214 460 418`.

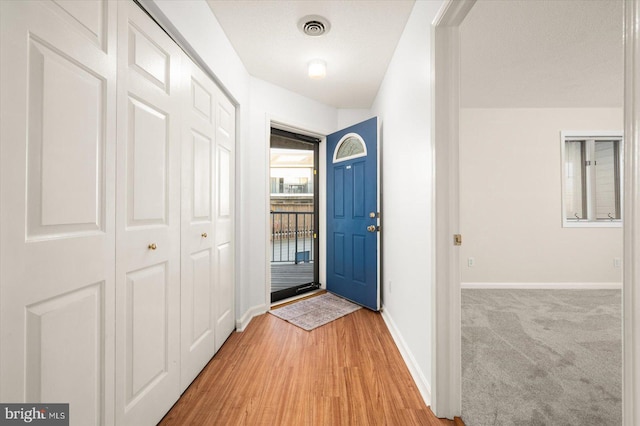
333 133 367 163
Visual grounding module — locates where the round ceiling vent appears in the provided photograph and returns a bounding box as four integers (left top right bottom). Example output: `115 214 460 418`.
298 15 330 37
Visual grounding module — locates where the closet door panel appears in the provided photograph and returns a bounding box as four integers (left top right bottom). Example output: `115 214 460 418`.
126 96 169 226
25 283 104 422
125 264 169 398
213 89 236 352
115 3 181 425
180 62 217 391
0 2 117 426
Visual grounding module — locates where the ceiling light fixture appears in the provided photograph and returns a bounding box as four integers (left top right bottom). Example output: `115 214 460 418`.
308 60 327 80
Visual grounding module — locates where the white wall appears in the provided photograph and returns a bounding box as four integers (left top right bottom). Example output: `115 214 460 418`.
337 109 373 129
460 107 623 284
370 0 445 403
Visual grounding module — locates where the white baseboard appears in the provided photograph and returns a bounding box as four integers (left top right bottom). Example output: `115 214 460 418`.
461 282 622 290
380 306 432 407
235 303 267 332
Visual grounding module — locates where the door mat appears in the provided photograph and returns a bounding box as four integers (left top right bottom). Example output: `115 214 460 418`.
269 292 361 331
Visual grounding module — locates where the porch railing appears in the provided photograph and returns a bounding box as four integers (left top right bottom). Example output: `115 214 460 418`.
270 211 314 263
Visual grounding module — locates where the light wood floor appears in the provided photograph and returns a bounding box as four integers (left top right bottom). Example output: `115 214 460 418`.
159 305 462 425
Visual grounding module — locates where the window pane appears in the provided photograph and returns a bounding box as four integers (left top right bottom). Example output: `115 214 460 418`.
335 136 365 161
270 148 314 195
565 141 585 220
594 141 620 219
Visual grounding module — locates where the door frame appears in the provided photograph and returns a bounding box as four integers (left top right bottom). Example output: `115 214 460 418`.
265 117 327 307
432 0 640 423
431 0 475 418
268 127 320 302
622 1 640 424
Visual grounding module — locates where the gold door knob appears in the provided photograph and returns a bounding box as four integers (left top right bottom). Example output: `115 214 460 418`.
367 225 376 233
148 243 157 250
201 232 208 238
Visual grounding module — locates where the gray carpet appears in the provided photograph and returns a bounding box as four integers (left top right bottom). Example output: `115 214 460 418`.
462 289 621 426
270 292 361 331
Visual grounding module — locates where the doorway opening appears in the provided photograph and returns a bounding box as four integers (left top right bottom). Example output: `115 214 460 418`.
432 0 634 421
270 128 320 303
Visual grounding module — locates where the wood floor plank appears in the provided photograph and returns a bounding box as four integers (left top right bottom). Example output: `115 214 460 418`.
159 306 461 425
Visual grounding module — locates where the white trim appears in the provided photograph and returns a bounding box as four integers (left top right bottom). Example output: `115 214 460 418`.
332 132 367 163
562 130 624 139
432 0 476 419
376 118 381 311
461 282 622 290
623 0 640 424
265 116 273 310
381 307 431 406
563 221 622 228
235 303 267 332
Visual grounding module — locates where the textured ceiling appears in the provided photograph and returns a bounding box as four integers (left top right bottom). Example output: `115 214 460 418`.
206 0 415 108
460 0 624 108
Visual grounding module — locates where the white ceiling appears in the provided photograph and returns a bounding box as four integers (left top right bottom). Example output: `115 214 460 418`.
206 0 415 109
206 0 623 110
460 0 624 108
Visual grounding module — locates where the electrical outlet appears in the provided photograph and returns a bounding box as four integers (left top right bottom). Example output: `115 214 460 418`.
614 258 622 268
468 257 475 267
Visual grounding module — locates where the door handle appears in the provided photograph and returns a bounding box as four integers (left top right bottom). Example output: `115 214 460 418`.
148 243 157 250
367 225 379 233
201 232 208 238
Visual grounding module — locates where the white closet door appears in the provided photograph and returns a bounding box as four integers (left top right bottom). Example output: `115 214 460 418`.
114 2 181 425
0 1 117 426
179 61 217 390
213 86 236 351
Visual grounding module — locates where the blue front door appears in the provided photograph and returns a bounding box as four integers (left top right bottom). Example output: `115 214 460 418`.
326 117 379 310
